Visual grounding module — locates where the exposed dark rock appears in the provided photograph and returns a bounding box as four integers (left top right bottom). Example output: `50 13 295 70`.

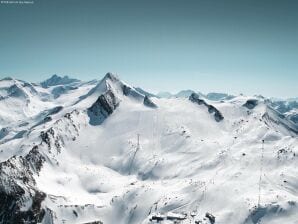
143 96 157 108
205 212 216 224
72 210 78 217
82 221 103 224
43 116 52 123
88 89 120 125
40 128 55 148
25 146 46 172
0 109 82 224
243 99 258 109
122 84 131 96
0 127 10 140
189 93 205 105
150 214 165 222
207 104 224 122
189 93 224 122
122 84 144 100
47 106 63 115
31 116 52 129
104 72 118 82
0 153 48 224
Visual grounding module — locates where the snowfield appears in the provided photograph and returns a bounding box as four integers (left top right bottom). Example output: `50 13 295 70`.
0 73 297 224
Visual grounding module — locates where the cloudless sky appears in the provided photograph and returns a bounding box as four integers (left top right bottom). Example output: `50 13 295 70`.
0 0 297 97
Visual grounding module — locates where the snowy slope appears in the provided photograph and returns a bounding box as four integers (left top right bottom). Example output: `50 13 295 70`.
0 74 297 224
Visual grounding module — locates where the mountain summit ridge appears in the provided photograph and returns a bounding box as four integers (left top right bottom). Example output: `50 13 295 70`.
40 74 81 88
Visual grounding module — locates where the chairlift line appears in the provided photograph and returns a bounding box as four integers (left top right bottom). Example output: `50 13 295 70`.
129 133 140 175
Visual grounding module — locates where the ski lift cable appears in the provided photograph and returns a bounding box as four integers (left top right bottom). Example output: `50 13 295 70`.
128 134 140 175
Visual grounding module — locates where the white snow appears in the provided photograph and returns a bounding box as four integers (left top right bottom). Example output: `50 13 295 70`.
0 74 297 224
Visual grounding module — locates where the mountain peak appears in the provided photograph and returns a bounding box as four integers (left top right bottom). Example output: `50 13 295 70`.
102 72 119 82
41 74 80 88
0 77 14 81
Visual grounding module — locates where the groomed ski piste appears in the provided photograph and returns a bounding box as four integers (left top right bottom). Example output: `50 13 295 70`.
0 73 297 224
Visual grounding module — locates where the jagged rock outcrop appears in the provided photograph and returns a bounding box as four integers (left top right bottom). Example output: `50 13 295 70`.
143 95 157 108
88 89 120 125
205 212 216 224
0 109 82 224
243 99 258 109
189 93 224 122
0 150 48 224
87 73 158 125
122 84 143 100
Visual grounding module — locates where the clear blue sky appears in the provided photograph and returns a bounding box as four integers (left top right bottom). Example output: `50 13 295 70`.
0 0 297 98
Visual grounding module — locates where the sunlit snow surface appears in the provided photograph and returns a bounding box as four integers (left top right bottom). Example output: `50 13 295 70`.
0 74 297 224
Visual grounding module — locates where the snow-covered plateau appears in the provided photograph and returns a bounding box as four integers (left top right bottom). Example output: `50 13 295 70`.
0 73 297 224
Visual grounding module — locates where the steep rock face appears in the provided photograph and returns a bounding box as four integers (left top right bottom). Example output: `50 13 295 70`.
263 106 298 134
243 99 258 109
189 93 224 122
143 96 157 108
208 104 224 122
122 84 143 101
0 132 51 223
39 110 81 152
87 89 120 125
87 73 158 125
79 73 157 112
0 109 82 224
0 152 47 224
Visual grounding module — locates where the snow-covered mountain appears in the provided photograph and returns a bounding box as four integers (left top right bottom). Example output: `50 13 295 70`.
40 74 81 88
0 73 297 224
269 99 298 124
157 90 235 101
